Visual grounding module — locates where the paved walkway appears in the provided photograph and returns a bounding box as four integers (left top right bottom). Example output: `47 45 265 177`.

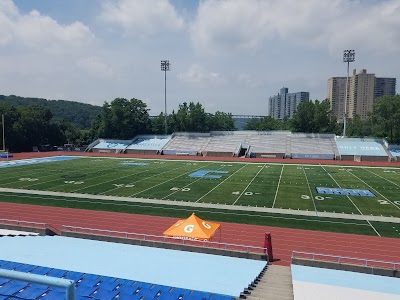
2 188 400 224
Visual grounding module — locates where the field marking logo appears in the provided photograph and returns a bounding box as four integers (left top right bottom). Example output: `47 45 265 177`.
189 170 229 179
316 187 375 197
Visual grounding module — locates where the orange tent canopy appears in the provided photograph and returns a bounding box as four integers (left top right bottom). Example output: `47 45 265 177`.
163 213 220 241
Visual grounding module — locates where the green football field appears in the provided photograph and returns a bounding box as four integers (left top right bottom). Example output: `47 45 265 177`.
1 156 400 237
0 157 400 238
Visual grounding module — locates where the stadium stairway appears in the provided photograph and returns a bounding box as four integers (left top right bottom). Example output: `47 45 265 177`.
243 265 293 300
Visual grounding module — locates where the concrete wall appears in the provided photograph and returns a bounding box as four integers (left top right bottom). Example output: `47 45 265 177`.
292 257 399 278
0 224 49 236
62 231 268 261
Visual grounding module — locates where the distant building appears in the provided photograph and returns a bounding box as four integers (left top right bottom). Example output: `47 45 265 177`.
327 69 396 122
268 88 309 120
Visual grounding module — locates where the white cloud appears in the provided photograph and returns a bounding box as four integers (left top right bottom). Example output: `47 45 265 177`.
76 57 115 79
191 0 400 55
99 0 184 36
0 0 94 52
177 64 225 86
237 73 264 88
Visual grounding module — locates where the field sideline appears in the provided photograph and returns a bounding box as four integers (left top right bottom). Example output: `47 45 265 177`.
1 155 400 238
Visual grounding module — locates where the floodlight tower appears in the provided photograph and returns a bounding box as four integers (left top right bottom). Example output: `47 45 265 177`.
343 49 355 137
161 60 170 135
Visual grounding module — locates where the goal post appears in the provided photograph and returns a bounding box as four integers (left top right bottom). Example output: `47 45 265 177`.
0 114 5 152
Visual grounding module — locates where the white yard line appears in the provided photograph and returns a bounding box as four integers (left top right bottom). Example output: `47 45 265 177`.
272 164 284 208
161 165 228 200
76 163 181 193
4 162 111 189
2 187 400 223
364 168 400 188
129 162 216 197
232 164 266 205
195 164 248 203
346 169 400 210
301 166 318 216
320 165 381 236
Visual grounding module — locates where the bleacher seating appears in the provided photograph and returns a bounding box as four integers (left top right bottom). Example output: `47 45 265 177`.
336 138 389 161
125 135 171 155
389 146 400 160
162 134 211 156
247 132 290 158
289 133 337 160
203 132 247 157
0 259 234 300
91 139 131 153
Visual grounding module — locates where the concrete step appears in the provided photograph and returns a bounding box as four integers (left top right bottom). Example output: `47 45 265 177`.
244 265 294 300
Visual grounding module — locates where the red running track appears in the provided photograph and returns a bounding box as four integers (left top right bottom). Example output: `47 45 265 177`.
1 202 400 266
7 151 400 167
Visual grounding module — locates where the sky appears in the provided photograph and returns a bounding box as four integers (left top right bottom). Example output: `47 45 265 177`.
0 0 399 115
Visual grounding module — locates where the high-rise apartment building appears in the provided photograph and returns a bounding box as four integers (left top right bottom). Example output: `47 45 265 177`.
268 87 309 120
327 69 396 122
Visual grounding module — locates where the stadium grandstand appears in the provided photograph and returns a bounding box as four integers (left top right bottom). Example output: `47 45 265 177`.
3 130 400 300
289 133 338 160
335 137 392 162
83 131 400 162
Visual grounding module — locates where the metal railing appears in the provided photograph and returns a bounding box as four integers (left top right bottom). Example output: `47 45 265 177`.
292 251 400 271
0 218 62 235
62 225 267 254
0 269 75 300
0 218 47 229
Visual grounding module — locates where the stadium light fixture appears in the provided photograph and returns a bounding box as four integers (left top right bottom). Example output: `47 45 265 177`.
161 60 170 136
343 49 355 137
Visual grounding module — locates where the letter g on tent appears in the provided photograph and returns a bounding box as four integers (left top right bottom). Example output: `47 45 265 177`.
202 221 211 229
184 224 194 233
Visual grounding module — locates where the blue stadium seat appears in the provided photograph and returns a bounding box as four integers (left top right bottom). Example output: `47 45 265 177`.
137 282 153 290
139 287 159 298
116 292 142 300
80 274 101 287
0 261 22 270
172 287 191 296
15 264 37 273
99 276 117 285
116 284 138 294
30 266 52 275
0 278 10 286
0 282 28 297
191 290 212 299
14 285 48 299
76 285 97 297
40 290 65 299
98 279 119 291
64 271 84 281
212 294 234 300
116 278 135 286
47 268 68 278
91 288 119 300
160 289 186 300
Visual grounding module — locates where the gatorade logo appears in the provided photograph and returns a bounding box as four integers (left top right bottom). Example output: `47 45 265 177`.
202 221 211 229
184 224 194 233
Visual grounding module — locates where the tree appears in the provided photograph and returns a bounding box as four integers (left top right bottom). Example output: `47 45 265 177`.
372 95 400 143
291 101 316 132
95 98 151 139
208 111 235 131
347 114 373 137
244 116 280 131
313 100 338 133
291 100 338 133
